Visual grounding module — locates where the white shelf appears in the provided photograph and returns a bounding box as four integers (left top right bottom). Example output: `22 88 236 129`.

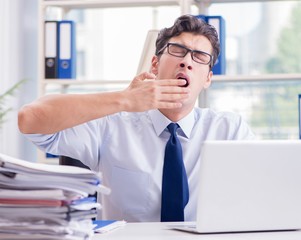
42 79 131 85
42 0 182 9
212 73 301 82
41 73 301 87
41 0 284 9
208 0 285 3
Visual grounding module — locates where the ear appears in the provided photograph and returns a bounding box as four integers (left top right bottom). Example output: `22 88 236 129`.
151 56 159 75
204 70 213 89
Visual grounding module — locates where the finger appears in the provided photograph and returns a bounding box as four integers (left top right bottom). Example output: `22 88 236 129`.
158 93 190 101
159 86 190 94
156 79 187 87
135 72 156 81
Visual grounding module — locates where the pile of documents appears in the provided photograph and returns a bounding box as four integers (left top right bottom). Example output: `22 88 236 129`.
0 153 110 240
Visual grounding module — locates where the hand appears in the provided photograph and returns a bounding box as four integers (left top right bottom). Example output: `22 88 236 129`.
122 72 190 112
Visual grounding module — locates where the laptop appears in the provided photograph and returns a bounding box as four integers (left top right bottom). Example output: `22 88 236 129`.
172 140 301 233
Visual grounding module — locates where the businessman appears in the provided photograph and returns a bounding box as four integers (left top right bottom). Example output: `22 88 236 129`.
18 15 254 222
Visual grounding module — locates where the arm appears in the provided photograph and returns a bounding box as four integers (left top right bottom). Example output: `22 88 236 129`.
18 72 189 134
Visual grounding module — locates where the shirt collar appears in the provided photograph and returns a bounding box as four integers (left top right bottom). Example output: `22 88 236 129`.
148 109 195 139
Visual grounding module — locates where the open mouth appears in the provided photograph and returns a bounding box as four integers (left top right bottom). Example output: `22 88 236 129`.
178 77 189 87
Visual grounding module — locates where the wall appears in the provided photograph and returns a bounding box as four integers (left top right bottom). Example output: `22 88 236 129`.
0 0 38 161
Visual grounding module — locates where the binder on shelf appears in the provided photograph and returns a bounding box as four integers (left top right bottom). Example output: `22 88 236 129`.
57 20 76 79
196 15 226 75
45 21 58 79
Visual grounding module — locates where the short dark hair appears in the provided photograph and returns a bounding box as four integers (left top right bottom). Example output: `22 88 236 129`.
155 14 220 67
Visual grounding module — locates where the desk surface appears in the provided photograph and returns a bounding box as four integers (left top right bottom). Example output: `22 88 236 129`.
92 222 301 240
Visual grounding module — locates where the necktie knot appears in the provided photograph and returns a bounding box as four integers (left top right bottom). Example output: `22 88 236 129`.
167 123 179 135
167 123 179 145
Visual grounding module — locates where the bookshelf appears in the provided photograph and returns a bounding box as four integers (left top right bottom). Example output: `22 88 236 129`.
37 0 202 95
38 0 287 97
37 0 300 163
37 0 202 163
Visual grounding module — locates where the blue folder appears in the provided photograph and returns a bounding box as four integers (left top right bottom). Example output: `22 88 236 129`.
57 20 76 79
197 15 226 75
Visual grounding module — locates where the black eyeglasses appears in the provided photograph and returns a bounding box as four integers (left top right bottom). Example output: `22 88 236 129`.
157 42 213 66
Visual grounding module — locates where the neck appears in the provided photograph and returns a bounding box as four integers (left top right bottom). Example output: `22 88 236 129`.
159 107 193 122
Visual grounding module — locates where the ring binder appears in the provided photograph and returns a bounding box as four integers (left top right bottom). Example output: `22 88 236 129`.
197 15 226 75
45 21 58 79
57 20 76 79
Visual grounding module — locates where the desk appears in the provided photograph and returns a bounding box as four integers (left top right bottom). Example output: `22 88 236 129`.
92 222 301 240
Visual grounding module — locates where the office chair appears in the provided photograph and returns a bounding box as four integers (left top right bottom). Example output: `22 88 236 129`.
59 156 90 169
59 156 96 197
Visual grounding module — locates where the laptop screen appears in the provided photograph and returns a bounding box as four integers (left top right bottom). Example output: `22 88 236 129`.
194 140 301 233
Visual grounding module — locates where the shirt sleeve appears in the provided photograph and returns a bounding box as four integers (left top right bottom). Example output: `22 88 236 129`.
221 111 256 140
23 119 106 170
233 114 256 140
207 110 256 140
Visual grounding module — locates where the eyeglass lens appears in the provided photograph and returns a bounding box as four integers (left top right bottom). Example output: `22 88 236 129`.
168 44 211 65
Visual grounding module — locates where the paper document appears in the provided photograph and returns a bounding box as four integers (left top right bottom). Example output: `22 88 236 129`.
93 220 127 234
0 152 111 240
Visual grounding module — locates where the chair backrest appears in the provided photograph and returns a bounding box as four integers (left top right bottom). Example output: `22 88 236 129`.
59 156 90 169
59 156 97 206
136 29 159 74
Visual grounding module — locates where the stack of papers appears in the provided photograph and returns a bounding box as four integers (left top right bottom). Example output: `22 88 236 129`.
0 153 110 240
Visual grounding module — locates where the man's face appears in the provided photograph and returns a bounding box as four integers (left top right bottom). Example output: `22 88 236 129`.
152 32 213 110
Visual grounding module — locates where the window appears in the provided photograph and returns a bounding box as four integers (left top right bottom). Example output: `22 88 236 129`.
50 1 301 140
206 1 301 139
68 6 181 81
209 0 301 75
205 77 301 139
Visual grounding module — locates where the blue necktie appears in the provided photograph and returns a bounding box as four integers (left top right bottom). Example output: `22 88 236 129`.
161 123 189 222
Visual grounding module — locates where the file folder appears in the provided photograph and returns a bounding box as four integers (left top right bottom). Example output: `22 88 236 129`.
57 20 76 79
196 15 226 75
46 153 58 158
44 21 58 79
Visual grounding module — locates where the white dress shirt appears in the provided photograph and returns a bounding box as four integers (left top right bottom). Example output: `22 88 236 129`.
25 108 255 222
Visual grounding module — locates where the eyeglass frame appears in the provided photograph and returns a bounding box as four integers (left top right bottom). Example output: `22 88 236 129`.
157 42 213 67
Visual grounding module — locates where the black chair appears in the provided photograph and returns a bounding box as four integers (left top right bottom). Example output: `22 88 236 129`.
59 156 98 220
59 156 97 198
59 156 90 169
